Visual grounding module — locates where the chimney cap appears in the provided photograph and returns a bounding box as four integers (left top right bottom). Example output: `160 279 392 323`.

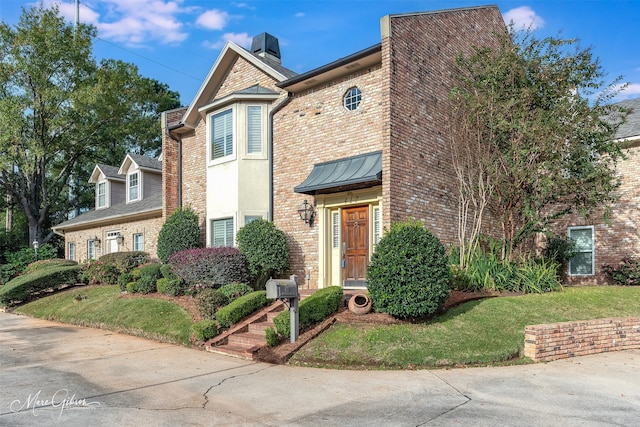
251 32 281 63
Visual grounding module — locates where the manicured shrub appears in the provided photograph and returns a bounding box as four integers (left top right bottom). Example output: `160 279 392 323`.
0 265 81 306
160 264 176 280
138 262 162 281
217 283 253 302
126 282 136 293
195 289 230 319
98 251 150 274
25 259 77 275
168 247 249 288
80 261 120 285
156 278 184 296
367 220 450 319
274 286 343 338
117 272 132 292
236 219 290 288
215 291 268 328
134 275 156 294
603 257 640 286
265 327 279 347
192 319 219 341
157 206 201 263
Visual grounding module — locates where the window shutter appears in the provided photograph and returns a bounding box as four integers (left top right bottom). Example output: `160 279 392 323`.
247 106 262 154
212 110 233 160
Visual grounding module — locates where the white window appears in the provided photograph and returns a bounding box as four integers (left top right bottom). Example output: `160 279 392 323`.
247 106 263 155
373 206 381 244
568 226 595 275
211 109 233 160
128 172 139 202
87 240 97 260
133 233 144 251
343 87 362 111
68 242 76 261
97 182 106 208
211 218 234 247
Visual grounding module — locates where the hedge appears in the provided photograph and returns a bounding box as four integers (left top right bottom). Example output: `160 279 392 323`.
274 286 343 338
168 247 249 287
192 320 219 341
215 291 269 328
0 265 81 307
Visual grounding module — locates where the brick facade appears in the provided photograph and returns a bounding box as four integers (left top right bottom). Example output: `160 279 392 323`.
524 318 640 362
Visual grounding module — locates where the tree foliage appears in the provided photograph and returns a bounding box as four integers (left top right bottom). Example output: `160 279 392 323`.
157 207 201 263
0 4 180 245
451 27 628 260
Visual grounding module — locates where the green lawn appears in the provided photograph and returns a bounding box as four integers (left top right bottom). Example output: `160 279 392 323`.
15 285 194 346
289 286 640 369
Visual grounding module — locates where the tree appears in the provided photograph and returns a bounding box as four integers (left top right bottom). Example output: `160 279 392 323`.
451 27 628 261
236 219 289 289
0 4 180 246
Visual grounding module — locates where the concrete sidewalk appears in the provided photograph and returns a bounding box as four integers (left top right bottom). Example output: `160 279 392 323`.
1 312 639 426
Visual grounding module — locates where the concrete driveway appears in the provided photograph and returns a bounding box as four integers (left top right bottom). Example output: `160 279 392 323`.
1 311 639 426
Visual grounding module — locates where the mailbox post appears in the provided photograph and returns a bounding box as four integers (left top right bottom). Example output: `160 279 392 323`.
266 275 299 343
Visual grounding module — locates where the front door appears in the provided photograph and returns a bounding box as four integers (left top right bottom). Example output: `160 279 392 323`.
342 206 369 287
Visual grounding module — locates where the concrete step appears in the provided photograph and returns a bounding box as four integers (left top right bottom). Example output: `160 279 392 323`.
208 343 259 360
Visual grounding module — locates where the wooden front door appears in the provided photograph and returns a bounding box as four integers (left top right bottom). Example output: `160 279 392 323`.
342 206 369 287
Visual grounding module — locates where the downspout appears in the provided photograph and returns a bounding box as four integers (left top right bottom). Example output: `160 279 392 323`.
268 92 293 221
165 123 184 209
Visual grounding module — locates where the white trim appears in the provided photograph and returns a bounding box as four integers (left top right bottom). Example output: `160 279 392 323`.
127 171 141 203
207 106 237 166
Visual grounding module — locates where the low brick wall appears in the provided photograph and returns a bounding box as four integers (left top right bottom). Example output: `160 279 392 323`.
524 318 640 362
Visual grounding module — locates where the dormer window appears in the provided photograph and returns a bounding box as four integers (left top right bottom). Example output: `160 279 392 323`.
128 172 139 202
97 182 106 208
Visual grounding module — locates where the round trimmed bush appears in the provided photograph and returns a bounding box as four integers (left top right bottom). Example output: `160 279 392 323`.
157 206 201 263
192 319 218 341
367 220 450 319
217 283 253 302
195 289 230 320
236 219 289 288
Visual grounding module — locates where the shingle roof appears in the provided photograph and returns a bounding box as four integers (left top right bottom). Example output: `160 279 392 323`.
127 153 161 171
95 164 123 180
248 51 298 79
615 98 640 140
53 192 162 231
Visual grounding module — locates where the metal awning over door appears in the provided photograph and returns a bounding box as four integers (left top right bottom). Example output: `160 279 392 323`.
294 151 382 195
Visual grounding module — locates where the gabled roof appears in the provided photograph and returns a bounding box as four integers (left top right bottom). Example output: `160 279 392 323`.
52 192 162 234
89 164 124 184
197 84 280 115
180 41 296 129
615 98 640 140
118 153 161 175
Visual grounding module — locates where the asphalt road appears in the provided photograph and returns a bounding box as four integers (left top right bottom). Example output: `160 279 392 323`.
1 311 639 426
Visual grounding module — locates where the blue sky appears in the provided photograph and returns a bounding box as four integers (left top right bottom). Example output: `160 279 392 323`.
1 0 639 105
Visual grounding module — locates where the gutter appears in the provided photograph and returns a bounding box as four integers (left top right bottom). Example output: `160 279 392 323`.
268 93 293 221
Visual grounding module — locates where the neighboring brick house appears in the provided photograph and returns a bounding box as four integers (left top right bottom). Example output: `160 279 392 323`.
554 97 640 285
162 5 506 289
53 153 163 261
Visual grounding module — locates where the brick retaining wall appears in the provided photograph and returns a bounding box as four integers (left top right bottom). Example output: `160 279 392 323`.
524 318 640 362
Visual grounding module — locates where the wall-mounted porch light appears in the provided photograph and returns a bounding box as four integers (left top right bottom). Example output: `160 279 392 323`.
297 199 315 226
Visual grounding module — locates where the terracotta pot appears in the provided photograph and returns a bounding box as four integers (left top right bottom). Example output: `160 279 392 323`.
348 293 372 315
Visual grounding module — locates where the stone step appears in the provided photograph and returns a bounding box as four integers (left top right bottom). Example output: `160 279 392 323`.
208 343 259 360
227 331 266 347
249 321 274 333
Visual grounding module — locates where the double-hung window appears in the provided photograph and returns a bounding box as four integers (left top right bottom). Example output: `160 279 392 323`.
211 218 234 247
68 242 76 261
133 233 144 251
568 226 595 275
88 240 96 260
97 182 106 208
211 109 233 160
247 106 263 155
128 172 139 202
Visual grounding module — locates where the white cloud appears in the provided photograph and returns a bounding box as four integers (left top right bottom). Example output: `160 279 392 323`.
295 12 305 18
196 9 228 30
503 6 545 30
202 32 252 50
620 83 640 97
46 0 189 47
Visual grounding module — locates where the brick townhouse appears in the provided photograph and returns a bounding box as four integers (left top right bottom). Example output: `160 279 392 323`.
162 5 507 289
